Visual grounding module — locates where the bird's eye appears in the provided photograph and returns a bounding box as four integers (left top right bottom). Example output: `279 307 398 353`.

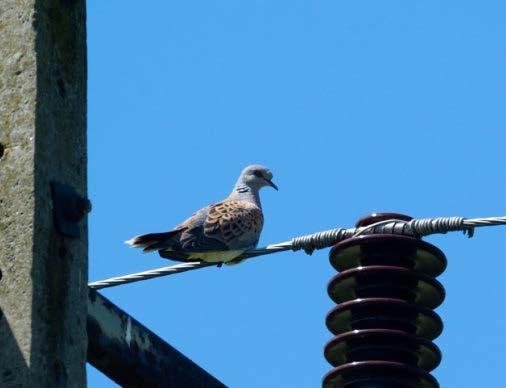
253 170 263 178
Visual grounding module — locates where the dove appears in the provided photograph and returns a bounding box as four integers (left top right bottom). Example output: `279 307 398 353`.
126 165 278 265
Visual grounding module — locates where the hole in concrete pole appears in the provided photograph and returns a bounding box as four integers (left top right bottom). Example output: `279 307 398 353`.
0 143 4 159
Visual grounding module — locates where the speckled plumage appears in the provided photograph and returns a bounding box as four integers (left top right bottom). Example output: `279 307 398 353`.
126 165 277 264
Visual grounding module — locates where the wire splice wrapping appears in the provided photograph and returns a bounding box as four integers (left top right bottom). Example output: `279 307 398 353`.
408 216 472 237
291 228 351 254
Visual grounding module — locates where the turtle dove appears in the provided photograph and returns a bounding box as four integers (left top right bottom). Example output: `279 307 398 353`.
126 165 278 265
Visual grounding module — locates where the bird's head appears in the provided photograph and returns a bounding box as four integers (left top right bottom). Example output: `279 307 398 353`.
238 165 278 191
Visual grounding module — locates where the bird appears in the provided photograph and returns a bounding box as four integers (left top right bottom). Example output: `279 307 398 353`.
126 165 278 265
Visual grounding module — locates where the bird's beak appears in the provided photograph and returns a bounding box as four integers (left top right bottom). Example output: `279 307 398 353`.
265 178 278 191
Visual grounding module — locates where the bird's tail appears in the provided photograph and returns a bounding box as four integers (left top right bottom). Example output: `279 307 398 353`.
125 228 186 252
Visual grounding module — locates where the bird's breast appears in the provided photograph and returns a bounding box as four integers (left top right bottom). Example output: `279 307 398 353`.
187 250 245 263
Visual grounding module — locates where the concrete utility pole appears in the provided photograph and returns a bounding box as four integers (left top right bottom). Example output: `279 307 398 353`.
0 0 88 386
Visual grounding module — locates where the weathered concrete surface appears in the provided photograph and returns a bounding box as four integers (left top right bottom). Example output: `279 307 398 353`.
0 0 87 386
88 290 226 388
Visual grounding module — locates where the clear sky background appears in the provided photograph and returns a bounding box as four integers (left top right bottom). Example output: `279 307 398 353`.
87 1 506 387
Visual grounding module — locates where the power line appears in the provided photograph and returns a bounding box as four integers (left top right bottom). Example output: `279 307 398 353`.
89 214 505 290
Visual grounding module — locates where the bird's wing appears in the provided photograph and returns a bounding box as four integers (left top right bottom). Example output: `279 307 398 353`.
202 199 264 249
174 207 229 251
158 200 263 254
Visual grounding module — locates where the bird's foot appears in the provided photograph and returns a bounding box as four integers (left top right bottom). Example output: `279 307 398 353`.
224 258 244 266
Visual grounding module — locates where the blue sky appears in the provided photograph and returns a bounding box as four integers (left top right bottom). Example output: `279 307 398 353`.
87 1 506 387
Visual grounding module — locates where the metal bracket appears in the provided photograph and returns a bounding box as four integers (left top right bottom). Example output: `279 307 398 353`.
50 181 91 238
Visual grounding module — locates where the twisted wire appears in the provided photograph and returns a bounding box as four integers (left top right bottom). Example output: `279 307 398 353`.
89 214 506 290
89 262 215 289
464 216 506 227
